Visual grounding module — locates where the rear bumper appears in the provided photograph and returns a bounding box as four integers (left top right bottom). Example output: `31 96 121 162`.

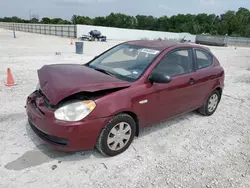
26 92 111 151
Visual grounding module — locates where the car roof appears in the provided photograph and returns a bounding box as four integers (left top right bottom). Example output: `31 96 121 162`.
125 40 210 52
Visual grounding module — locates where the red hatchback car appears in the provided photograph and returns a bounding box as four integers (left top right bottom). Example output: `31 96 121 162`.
26 40 224 156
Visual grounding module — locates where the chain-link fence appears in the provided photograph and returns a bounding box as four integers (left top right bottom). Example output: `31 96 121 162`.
0 22 76 38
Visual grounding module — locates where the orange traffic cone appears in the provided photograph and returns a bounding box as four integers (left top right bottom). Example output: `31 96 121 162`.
5 68 16 86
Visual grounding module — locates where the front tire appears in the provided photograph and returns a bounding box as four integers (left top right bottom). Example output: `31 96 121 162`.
198 90 221 116
96 113 136 156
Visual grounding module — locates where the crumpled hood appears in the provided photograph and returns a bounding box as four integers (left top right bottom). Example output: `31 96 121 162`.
37 64 131 105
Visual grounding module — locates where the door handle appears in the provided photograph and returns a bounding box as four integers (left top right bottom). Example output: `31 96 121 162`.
188 78 195 84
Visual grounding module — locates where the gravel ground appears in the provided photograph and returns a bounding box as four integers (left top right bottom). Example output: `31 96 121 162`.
0 29 249 188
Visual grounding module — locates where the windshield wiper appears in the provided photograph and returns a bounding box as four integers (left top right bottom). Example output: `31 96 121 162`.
91 67 115 77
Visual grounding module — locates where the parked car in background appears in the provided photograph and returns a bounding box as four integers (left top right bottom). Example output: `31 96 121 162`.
26 40 225 156
80 30 107 41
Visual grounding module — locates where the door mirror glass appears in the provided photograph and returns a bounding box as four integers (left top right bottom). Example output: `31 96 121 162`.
148 71 172 84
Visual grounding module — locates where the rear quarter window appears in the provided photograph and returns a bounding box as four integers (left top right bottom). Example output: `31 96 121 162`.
214 57 221 66
195 49 213 69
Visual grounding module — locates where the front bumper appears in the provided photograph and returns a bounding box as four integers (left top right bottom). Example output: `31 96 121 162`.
26 91 111 151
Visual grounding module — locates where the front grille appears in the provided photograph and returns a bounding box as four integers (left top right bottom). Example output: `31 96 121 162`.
29 120 68 146
35 90 55 109
36 89 48 102
36 89 43 97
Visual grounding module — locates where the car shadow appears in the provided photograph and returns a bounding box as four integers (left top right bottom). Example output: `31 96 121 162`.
5 111 199 171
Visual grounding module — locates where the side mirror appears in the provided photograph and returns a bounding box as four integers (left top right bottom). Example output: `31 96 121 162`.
148 72 172 84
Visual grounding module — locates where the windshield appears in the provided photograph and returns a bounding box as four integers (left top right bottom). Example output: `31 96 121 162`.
87 44 161 82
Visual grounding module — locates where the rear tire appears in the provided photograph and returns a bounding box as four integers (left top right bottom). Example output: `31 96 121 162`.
198 90 221 116
96 113 136 157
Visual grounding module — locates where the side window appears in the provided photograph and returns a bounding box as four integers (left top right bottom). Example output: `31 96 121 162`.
214 57 221 65
153 49 193 77
195 50 213 69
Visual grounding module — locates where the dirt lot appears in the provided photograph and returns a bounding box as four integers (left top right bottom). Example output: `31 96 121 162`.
0 29 249 188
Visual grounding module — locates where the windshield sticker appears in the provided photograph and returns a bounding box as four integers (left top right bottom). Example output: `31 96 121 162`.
132 71 138 75
141 48 160 55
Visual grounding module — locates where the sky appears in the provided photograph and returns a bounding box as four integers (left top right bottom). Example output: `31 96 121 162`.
0 0 249 20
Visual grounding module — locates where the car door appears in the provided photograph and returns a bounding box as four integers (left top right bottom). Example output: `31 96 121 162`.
190 48 217 106
144 48 199 123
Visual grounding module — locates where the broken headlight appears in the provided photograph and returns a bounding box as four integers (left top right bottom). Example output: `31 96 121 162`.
54 100 96 122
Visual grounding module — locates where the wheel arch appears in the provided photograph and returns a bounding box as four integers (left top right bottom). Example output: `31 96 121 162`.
214 87 223 100
115 111 140 137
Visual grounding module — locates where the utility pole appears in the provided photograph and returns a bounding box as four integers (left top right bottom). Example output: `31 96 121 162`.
29 9 31 22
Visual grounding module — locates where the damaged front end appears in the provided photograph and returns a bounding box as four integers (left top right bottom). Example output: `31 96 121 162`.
33 86 129 122
37 64 132 106
37 86 128 110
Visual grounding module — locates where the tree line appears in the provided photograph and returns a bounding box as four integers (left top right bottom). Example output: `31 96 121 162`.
0 7 250 37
